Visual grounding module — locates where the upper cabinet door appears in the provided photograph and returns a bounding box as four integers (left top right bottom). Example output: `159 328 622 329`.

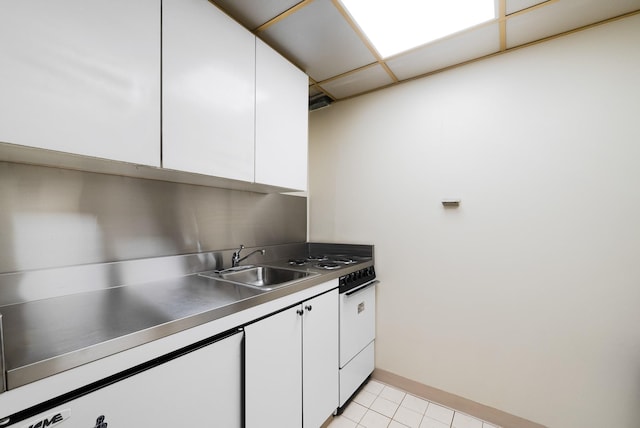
163 0 256 183
0 0 161 167
255 39 309 191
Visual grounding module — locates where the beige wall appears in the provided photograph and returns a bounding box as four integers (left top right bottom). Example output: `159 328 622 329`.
308 15 640 428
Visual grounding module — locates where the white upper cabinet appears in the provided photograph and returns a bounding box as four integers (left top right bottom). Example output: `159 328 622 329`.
255 39 309 191
0 1 308 192
0 0 161 167
162 0 256 183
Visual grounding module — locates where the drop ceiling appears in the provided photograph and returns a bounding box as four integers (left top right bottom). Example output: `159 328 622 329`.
210 0 640 104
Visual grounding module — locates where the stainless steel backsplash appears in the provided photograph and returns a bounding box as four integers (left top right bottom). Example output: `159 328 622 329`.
0 162 307 274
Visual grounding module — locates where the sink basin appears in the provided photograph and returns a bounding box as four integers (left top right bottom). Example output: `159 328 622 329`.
199 266 316 290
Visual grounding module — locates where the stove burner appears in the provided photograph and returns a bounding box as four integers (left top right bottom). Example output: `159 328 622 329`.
315 261 342 270
307 255 328 261
288 258 308 266
330 257 356 264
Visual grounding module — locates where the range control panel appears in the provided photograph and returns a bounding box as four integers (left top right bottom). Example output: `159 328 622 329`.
339 266 376 293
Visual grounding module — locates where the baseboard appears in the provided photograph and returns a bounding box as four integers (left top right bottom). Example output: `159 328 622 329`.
372 368 547 428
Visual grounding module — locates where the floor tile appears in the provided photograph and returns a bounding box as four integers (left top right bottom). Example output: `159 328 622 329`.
359 409 392 428
364 380 386 395
329 415 359 428
357 380 498 428
452 412 483 428
353 390 378 407
424 403 454 425
400 394 429 415
393 406 423 428
379 385 407 404
370 396 400 418
419 417 450 428
342 402 368 424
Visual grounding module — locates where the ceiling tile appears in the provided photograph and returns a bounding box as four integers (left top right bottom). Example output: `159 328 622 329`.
211 0 300 30
507 0 640 48
259 0 377 82
318 65 394 99
309 85 323 97
386 22 501 81
506 0 548 15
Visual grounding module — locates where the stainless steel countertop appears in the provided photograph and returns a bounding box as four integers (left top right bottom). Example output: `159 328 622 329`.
0 258 371 390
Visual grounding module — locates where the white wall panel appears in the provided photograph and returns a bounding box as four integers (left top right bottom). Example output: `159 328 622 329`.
309 15 640 428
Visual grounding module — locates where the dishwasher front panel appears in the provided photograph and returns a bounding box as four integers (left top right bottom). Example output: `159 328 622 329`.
1 330 243 428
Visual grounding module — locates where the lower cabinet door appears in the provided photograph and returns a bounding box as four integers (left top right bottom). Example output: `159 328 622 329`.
15 331 243 427
245 306 303 428
303 289 339 428
245 289 339 428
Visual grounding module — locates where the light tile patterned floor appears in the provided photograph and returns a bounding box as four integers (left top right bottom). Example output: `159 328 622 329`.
328 380 500 428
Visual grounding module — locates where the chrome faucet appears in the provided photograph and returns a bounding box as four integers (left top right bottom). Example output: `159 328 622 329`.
231 245 266 267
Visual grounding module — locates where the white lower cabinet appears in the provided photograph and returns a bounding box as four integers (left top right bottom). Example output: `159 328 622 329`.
15 331 243 428
245 289 339 428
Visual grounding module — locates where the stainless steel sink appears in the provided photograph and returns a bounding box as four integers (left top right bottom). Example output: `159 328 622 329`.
199 265 316 290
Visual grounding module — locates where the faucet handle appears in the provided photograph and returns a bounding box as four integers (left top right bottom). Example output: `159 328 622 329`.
232 245 245 267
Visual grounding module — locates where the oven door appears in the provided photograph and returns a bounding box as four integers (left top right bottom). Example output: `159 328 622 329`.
339 280 377 367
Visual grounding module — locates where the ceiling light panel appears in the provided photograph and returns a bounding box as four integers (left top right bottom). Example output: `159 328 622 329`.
340 0 497 58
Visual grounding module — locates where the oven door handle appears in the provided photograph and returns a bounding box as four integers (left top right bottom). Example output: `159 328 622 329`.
344 279 379 296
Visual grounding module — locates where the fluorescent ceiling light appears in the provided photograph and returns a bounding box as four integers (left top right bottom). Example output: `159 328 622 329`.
341 0 497 58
